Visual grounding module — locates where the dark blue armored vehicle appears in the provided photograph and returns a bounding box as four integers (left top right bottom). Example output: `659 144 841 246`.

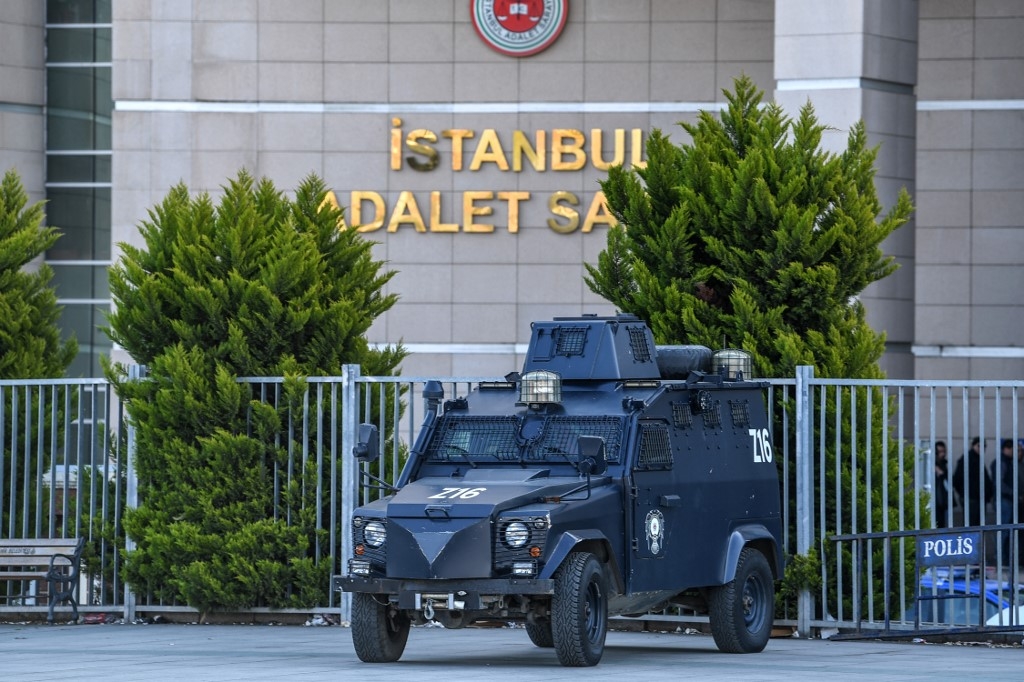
335 314 783 666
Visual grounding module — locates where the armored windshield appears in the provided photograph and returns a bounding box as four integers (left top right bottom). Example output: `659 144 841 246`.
423 414 624 465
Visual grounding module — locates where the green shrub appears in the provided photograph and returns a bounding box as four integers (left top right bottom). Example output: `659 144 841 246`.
106 171 405 613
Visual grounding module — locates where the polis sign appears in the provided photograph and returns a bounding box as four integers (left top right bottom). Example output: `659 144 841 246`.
916 531 981 567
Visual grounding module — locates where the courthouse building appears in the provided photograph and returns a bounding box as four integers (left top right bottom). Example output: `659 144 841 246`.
1 0 1022 380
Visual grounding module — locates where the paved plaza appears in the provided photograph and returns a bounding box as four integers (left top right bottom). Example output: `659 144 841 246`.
1 621 1021 681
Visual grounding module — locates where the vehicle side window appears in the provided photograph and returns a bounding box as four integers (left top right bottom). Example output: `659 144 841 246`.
636 421 672 471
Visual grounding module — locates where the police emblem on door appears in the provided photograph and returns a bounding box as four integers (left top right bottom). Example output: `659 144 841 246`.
645 509 665 555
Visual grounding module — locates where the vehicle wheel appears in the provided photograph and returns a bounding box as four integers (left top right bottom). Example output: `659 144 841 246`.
526 617 554 648
351 593 410 663
552 552 608 666
708 547 774 654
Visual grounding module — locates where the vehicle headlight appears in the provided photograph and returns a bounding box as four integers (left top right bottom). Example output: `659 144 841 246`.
503 521 530 549
363 520 386 548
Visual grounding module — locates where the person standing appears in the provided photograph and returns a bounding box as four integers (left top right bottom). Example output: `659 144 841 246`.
990 439 1024 562
952 436 993 527
933 440 951 528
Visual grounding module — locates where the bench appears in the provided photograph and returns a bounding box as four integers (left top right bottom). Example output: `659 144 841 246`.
0 537 85 623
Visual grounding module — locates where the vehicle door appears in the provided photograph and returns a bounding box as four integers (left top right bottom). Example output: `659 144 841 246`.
629 418 687 592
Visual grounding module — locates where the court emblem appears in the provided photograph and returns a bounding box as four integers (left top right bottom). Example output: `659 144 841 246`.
470 0 569 57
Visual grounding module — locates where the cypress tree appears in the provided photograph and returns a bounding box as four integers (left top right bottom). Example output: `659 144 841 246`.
0 169 77 378
586 77 917 616
588 76 911 376
0 168 78 544
106 171 405 613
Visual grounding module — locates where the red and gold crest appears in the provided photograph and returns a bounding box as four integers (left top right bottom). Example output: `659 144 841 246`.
470 0 568 57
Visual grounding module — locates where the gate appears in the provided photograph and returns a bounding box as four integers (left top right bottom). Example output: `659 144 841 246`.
831 524 1024 638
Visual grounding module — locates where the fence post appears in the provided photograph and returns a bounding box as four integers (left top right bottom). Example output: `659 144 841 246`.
795 364 814 638
122 364 147 624
339 363 362 624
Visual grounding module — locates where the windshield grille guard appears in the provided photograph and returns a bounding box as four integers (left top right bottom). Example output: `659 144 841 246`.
424 415 624 464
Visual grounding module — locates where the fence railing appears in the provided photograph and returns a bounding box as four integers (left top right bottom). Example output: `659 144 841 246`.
3 368 1024 637
1 379 126 613
831 524 1024 637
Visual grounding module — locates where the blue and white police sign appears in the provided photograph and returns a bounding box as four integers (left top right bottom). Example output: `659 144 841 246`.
917 531 982 567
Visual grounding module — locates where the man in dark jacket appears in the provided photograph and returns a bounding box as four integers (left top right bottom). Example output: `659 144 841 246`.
952 436 993 527
990 438 1023 561
933 440 951 527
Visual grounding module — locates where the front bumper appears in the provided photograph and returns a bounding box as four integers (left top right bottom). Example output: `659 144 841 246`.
334 575 556 609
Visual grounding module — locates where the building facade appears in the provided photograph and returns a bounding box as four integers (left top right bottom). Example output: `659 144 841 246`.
1 0 1021 380
1 0 110 377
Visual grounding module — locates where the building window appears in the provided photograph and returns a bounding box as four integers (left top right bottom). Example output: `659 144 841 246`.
45 0 112 377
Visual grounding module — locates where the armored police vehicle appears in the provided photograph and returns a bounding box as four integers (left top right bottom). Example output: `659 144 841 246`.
335 314 783 667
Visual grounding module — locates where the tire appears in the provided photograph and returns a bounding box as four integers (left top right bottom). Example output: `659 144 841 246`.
526 618 554 648
655 345 712 378
351 593 410 663
708 547 774 654
551 552 608 666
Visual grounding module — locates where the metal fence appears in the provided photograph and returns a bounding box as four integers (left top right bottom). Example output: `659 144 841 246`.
789 372 1024 636
1 378 126 613
3 368 1024 637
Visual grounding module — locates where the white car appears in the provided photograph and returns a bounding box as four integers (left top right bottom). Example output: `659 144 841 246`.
987 604 1024 627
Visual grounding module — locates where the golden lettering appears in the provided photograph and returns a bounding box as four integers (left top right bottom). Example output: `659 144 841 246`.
394 124 647 174
390 118 403 170
406 129 439 171
498 191 530 233
551 129 586 171
582 191 616 232
512 130 545 172
339 190 614 235
443 129 475 171
591 128 625 170
429 191 458 232
349 191 385 232
547 191 580 233
631 128 646 169
387 191 427 232
469 129 509 171
318 190 344 229
377 119 645 235
463 191 495 233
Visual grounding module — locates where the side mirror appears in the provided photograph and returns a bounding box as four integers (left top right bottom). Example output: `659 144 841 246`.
577 436 607 476
352 423 379 462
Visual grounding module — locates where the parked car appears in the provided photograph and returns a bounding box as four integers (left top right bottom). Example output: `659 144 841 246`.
910 568 1024 628
988 604 1024 627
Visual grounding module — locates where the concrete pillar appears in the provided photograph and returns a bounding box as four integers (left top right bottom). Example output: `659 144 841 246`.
774 1 919 378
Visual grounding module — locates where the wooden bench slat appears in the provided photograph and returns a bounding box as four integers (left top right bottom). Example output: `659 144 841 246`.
0 559 77 565
0 541 81 550
0 572 55 579
0 550 79 558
